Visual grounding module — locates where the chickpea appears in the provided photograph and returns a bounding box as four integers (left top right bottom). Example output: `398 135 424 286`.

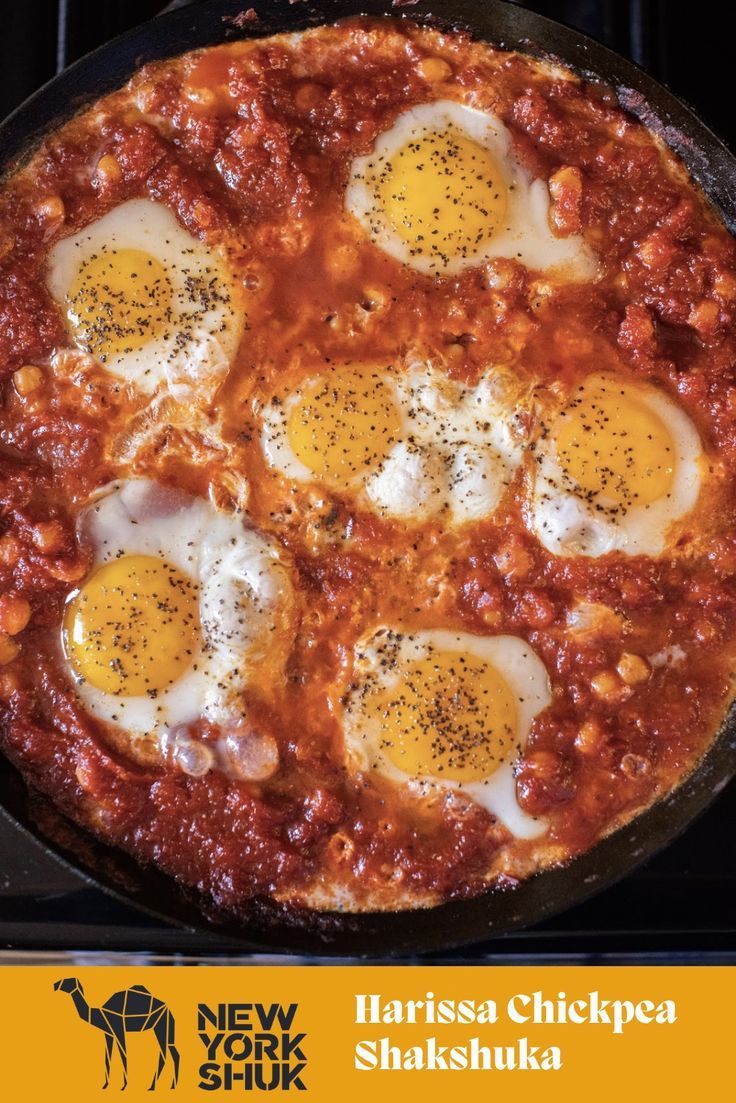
0 534 21 566
484 258 517 291
361 287 386 312
714 272 736 301
95 153 123 188
548 165 583 235
0 594 31 636
12 365 43 396
35 194 65 226
522 750 561 782
689 298 720 335
191 199 215 231
477 604 503 629
46 558 88 583
0 633 19 666
30 520 66 555
549 164 581 200
134 81 159 113
75 763 92 790
575 719 603 756
528 280 553 312
417 57 452 82
637 235 664 269
0 670 20 699
591 669 632 704
616 652 650 686
494 542 532 581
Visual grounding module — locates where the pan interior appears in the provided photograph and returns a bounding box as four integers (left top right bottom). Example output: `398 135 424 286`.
1 0 736 954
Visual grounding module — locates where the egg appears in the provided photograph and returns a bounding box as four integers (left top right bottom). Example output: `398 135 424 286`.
259 357 525 526
46 198 245 398
62 478 293 743
342 627 551 838
367 359 526 524
346 100 597 278
528 373 704 557
261 363 403 487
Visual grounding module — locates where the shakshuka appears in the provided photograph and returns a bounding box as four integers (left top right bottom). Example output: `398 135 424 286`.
1 16 735 916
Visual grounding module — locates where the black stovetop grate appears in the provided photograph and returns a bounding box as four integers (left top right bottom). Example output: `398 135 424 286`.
1 0 735 960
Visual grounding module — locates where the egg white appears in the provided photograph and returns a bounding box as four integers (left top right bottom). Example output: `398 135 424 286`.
260 357 525 527
64 478 293 738
342 628 552 839
346 100 597 279
47 198 245 398
528 374 704 557
366 360 525 524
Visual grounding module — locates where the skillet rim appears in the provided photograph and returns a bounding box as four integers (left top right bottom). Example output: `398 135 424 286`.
1 0 736 957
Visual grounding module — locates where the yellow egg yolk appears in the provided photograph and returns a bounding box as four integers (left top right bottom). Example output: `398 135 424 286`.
367 648 519 783
371 126 508 267
286 367 402 486
66 248 173 361
64 555 199 696
555 381 675 511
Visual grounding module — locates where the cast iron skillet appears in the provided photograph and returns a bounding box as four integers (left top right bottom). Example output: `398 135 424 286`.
2 0 736 956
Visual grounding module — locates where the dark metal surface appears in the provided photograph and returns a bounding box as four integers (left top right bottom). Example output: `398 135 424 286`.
0 3 729 125
2 0 736 955
3 768 736 960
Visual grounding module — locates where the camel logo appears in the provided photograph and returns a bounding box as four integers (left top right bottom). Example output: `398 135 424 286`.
54 977 180 1090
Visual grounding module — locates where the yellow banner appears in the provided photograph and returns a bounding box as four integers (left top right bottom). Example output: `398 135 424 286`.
0 966 730 1100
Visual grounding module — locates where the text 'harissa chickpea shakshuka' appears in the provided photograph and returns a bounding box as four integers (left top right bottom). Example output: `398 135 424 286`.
1 16 736 916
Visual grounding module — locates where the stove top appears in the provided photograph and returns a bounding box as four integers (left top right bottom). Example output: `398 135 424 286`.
1 0 734 961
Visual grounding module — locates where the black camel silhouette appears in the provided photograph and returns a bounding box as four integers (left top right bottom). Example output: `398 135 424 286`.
54 977 180 1090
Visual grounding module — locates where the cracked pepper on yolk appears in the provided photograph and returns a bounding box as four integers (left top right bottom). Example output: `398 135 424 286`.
286 366 402 486
372 126 509 265
64 555 199 696
367 649 518 783
555 381 675 512
66 248 173 361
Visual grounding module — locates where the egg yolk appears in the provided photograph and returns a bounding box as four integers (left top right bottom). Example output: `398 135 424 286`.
368 649 519 783
555 381 675 510
286 367 402 485
371 126 508 267
64 555 199 696
66 248 173 361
